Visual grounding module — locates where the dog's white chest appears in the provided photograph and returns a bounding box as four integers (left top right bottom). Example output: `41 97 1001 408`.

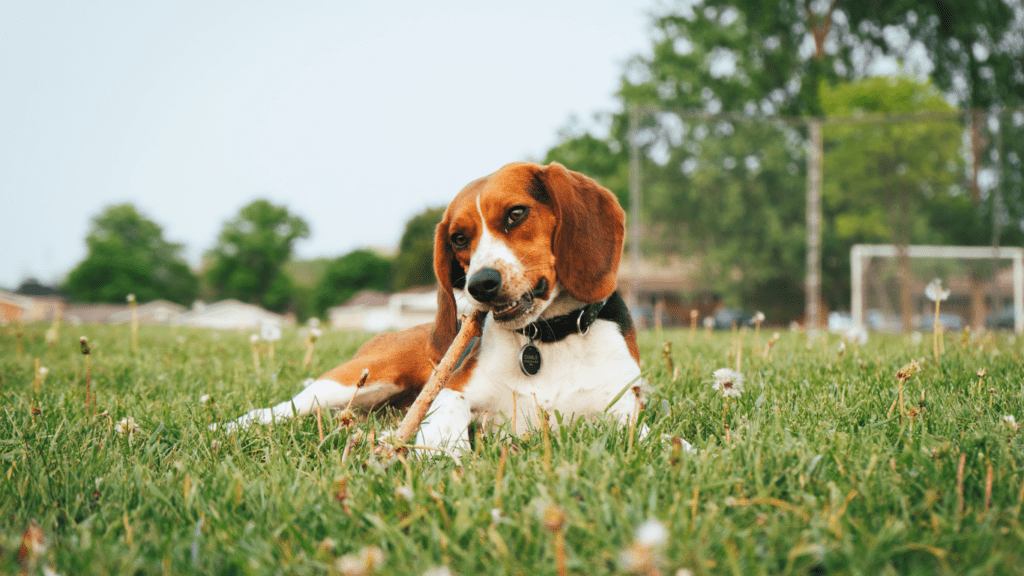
461 318 641 433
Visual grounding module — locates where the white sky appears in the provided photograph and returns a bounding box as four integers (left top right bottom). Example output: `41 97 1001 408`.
0 1 654 289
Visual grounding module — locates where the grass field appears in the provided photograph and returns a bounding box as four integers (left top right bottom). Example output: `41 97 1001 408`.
2 320 1024 575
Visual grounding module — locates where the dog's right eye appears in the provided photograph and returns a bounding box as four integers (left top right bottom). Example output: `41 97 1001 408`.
451 232 469 249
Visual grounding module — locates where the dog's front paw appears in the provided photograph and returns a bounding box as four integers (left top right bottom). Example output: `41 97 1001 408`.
210 407 279 432
412 388 472 459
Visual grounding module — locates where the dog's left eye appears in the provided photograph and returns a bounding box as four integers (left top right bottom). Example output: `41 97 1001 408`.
505 206 528 229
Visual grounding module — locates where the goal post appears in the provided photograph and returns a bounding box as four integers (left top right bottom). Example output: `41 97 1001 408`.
850 244 1024 334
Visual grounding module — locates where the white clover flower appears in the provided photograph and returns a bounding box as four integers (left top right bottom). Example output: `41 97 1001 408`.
395 485 414 501
126 293 136 303
38 366 49 376
925 278 950 302
199 394 212 404
115 417 141 437
712 368 745 398
634 519 668 547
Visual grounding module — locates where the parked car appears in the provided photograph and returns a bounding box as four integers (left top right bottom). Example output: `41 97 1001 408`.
919 313 963 331
828 311 853 333
986 305 1017 330
713 308 755 330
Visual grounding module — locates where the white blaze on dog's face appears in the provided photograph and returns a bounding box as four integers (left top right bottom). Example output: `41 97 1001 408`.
443 165 559 328
430 162 626 358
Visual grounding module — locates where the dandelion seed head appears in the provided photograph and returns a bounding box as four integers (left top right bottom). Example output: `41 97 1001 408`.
754 311 765 323
199 394 212 404
260 323 282 342
422 568 454 576
114 417 141 437
703 316 715 329
395 485 414 501
38 367 49 376
635 519 668 547
337 546 385 576
490 508 504 524
1003 415 1020 431
925 278 950 302
126 294 136 303
249 334 260 344
712 368 744 398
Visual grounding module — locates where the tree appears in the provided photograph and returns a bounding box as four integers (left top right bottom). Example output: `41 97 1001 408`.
544 128 631 207
820 77 964 325
314 250 392 316
392 206 446 290
205 200 310 312
540 0 1023 320
65 204 198 304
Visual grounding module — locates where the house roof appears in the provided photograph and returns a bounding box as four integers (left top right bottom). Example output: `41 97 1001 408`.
0 291 33 310
178 299 291 329
340 290 390 308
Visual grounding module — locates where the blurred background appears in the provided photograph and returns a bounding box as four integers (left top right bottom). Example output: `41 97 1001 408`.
3 0 1023 334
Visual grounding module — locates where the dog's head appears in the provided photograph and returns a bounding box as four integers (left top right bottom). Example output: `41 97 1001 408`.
429 162 625 360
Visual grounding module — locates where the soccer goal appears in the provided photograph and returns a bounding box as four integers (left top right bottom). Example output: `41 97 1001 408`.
850 244 1024 334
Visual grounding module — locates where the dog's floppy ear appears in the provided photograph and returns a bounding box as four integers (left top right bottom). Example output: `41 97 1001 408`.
429 211 466 363
540 162 625 304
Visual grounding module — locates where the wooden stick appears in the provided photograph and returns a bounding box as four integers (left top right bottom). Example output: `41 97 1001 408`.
390 310 486 444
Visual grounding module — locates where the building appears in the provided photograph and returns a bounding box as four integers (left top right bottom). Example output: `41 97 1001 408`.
329 286 439 332
177 300 293 330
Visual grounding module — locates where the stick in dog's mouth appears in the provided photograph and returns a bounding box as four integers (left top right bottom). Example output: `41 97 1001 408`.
384 308 487 449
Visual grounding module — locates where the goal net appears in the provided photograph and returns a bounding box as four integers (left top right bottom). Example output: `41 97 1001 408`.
850 244 1024 334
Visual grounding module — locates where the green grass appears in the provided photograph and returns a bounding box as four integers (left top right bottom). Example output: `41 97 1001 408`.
2 322 1024 575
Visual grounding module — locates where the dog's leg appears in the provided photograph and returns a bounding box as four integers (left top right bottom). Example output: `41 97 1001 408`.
222 378 403 430
215 324 436 431
411 388 472 458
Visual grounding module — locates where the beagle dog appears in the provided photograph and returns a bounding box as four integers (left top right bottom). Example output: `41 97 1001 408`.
224 162 643 449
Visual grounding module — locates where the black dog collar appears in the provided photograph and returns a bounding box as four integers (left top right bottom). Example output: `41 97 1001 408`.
514 299 608 344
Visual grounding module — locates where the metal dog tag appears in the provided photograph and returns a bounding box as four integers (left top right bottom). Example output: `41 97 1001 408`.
519 342 542 376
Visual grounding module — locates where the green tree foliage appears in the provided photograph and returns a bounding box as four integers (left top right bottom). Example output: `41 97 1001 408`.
65 204 198 304
314 250 392 316
392 206 446 290
819 77 963 313
544 129 630 207
205 200 310 312
540 0 1023 319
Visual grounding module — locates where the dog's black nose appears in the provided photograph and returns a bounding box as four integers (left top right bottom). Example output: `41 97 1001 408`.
467 268 502 302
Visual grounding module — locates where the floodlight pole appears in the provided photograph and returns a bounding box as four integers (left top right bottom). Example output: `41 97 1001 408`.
805 118 823 333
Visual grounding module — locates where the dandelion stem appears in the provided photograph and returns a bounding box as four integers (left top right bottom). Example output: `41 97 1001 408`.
955 452 966 531
316 405 324 444
933 299 941 364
